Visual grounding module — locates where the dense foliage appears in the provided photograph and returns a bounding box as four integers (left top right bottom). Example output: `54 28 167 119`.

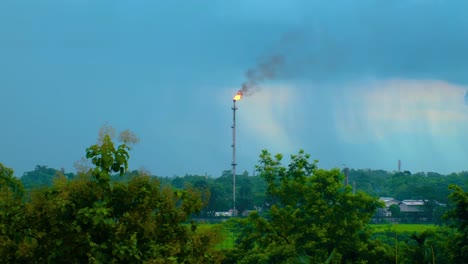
1 128 467 263
224 150 384 263
368 184 468 264
0 133 223 263
19 165 466 216
444 184 468 262
20 165 74 190
0 163 25 261
347 169 467 203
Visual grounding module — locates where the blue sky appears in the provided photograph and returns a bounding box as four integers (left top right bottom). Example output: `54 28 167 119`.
1 0 468 177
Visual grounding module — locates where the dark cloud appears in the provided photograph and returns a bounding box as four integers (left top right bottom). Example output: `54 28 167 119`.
268 2 468 83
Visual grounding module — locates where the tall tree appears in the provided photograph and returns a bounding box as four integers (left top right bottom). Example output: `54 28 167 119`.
1 129 223 263
20 165 59 189
0 163 27 262
225 150 384 263
443 184 468 262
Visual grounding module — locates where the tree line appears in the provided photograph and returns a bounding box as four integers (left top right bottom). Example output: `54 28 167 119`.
1 128 467 263
19 161 466 218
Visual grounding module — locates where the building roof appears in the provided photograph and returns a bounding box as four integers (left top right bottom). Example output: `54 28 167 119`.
400 200 425 206
379 197 395 202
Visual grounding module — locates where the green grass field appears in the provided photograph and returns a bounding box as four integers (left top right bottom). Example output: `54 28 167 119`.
195 223 437 250
194 223 236 250
215 229 236 250
368 223 437 233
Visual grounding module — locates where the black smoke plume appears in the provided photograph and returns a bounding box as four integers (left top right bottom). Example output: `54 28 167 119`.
239 55 284 96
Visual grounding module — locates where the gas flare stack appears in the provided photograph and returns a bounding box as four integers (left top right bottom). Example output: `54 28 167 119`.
231 91 242 216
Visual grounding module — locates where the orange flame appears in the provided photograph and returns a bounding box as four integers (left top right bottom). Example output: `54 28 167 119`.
233 91 242 101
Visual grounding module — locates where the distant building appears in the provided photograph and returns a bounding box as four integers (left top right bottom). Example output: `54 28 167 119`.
380 197 400 207
214 211 233 217
374 198 445 223
399 200 425 213
397 199 430 222
377 197 400 217
214 209 238 217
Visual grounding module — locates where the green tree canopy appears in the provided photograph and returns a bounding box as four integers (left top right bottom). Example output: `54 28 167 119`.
389 204 401 217
0 130 223 263
225 150 384 263
443 184 468 262
0 163 27 262
20 165 74 190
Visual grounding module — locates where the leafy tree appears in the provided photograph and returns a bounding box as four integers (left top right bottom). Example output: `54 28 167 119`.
0 163 29 262
172 176 186 189
388 204 400 217
371 228 457 264
443 184 468 262
248 175 268 210
236 174 254 214
215 171 235 210
346 169 466 205
206 182 230 215
1 130 224 263
407 231 438 264
225 150 384 263
20 165 60 189
422 199 438 222
0 163 23 198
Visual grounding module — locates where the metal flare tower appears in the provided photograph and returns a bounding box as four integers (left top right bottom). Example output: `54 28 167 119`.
231 92 241 215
